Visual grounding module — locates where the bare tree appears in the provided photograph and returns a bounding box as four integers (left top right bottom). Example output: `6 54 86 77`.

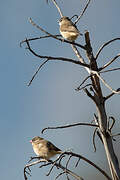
21 0 120 180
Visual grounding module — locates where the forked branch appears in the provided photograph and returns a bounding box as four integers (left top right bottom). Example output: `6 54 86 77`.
25 38 89 68
29 18 86 50
95 38 120 60
24 155 84 180
24 152 112 180
99 54 120 71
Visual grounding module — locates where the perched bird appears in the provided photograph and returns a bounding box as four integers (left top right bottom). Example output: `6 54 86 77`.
59 16 82 41
30 136 62 160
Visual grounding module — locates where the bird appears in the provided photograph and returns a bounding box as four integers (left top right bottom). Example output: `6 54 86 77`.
58 16 82 41
30 136 62 160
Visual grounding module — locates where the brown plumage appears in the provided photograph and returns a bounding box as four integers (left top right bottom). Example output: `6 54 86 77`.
30 136 62 160
59 16 82 41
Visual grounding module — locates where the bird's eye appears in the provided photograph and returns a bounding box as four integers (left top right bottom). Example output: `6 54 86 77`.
59 18 63 22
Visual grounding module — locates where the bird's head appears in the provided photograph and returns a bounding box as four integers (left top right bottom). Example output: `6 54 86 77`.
30 136 43 145
58 16 70 26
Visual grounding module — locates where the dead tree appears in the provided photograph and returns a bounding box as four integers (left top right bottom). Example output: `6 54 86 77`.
21 0 120 180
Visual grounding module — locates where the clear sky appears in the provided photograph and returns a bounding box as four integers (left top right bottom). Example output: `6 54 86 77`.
0 0 120 180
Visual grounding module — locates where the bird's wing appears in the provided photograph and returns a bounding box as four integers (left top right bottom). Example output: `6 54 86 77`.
47 141 61 152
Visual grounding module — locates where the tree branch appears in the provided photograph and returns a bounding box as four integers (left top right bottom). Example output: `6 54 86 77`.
29 18 86 50
84 31 104 98
92 128 98 152
96 102 120 180
27 59 49 86
24 152 112 180
41 122 98 134
50 0 63 17
24 156 84 180
84 88 96 102
20 35 61 47
25 38 89 68
60 152 112 180
104 88 120 101
75 83 93 91
75 75 91 91
100 67 120 74
95 38 120 60
91 70 120 94
84 32 120 179
75 0 91 24
99 54 120 71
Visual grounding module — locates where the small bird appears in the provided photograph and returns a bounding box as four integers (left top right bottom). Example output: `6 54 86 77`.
30 136 62 160
59 16 82 41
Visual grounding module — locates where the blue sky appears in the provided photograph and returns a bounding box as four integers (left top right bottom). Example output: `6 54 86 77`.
0 0 120 180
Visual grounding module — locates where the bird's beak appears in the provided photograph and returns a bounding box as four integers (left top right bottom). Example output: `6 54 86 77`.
29 140 32 143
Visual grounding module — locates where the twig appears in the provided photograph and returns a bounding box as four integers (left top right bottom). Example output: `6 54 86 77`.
92 128 97 152
27 59 49 86
91 70 120 94
45 154 65 176
39 162 51 168
62 152 112 180
97 73 120 94
28 156 40 163
24 159 46 180
65 155 72 180
104 88 120 101
75 0 91 24
25 38 89 68
75 157 81 168
97 131 103 144
66 155 72 170
92 115 103 145
108 116 115 131
55 172 65 180
100 67 120 74
71 44 92 80
66 173 70 180
20 35 61 47
93 113 103 146
84 88 96 102
24 152 112 180
48 159 84 180
71 44 86 63
75 75 91 91
93 113 99 125
29 18 86 50
99 54 120 71
41 122 98 134
104 92 115 101
70 15 78 21
58 154 66 165
95 38 120 60
76 66 120 92
75 83 92 91
112 133 120 137
46 163 55 176
50 0 63 17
